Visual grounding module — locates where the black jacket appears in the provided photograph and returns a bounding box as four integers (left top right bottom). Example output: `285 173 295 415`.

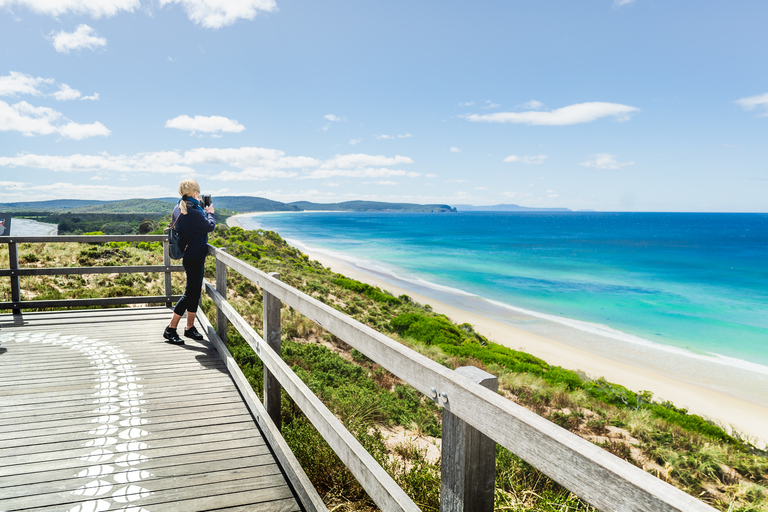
173 198 216 259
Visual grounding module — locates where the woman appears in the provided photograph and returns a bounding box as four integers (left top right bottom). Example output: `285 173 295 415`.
163 179 216 345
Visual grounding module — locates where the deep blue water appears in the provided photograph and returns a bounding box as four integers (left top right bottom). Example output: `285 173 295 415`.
239 212 768 370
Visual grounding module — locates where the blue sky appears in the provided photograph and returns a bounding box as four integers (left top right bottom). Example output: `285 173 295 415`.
0 0 766 212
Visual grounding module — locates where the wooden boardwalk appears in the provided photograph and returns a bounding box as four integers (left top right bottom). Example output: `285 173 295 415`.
0 307 305 512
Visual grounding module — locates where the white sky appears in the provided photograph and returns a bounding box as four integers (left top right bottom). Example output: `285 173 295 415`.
0 0 767 211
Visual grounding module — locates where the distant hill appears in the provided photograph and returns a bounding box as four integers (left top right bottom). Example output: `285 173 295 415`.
72 199 176 214
0 199 109 212
453 204 572 212
289 201 457 213
1 197 457 215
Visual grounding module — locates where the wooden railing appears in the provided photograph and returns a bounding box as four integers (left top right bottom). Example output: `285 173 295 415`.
205 244 718 512
0 235 183 314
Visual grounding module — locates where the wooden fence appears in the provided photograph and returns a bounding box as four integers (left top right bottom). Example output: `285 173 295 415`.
0 235 183 313
207 244 718 512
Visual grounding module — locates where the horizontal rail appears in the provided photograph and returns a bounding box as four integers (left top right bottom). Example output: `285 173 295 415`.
0 265 183 277
2 235 168 243
211 245 716 512
2 235 182 313
204 279 420 512
0 295 181 310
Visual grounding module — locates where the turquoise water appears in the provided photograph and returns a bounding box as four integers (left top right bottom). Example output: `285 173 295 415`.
238 212 768 377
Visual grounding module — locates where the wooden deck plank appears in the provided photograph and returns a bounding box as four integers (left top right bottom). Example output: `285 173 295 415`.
0 307 306 512
0 452 281 499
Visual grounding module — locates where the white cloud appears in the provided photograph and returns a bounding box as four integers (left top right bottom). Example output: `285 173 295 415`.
166 114 245 134
503 154 547 164
306 168 419 179
320 154 413 169
0 71 51 97
450 147 461 153
519 99 543 109
324 114 343 122
0 146 419 183
51 24 107 53
425 173 438 178
57 121 111 140
375 180 398 186
0 181 168 202
579 153 634 170
0 72 99 103
467 102 640 126
53 84 82 101
376 133 411 140
481 100 500 109
159 0 277 29
458 101 474 107
735 92 768 116
613 0 635 6
185 147 318 168
0 151 187 173
0 0 139 17
0 100 110 139
211 169 298 181
349 138 362 145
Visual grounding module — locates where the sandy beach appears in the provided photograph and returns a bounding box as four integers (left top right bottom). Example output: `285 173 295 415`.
227 213 768 447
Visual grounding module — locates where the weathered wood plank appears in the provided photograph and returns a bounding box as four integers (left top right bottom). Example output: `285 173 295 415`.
0 420 259 457
5 468 294 511
0 445 270 490
0 294 182 310
0 264 184 277
0 451 281 500
3 235 167 243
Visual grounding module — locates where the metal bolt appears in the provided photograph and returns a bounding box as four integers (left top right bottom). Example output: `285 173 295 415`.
430 387 438 399
440 392 449 405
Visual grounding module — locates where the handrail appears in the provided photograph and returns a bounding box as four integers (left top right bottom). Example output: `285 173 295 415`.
208 243 717 512
1 235 184 313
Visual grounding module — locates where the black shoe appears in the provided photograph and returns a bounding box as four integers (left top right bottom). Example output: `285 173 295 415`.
184 326 205 341
163 326 184 345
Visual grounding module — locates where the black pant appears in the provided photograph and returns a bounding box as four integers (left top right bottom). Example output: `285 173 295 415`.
173 256 206 315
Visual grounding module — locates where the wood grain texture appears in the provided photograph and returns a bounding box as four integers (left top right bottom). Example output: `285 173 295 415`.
0 306 304 512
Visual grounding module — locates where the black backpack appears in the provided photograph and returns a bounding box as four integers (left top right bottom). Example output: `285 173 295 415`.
168 207 185 260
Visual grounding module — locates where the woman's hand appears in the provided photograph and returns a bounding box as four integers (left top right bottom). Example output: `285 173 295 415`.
205 205 214 214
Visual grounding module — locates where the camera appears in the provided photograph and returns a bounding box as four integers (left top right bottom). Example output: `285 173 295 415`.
201 194 212 207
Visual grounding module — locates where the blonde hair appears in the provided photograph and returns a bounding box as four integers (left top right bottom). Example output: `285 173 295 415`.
178 179 200 215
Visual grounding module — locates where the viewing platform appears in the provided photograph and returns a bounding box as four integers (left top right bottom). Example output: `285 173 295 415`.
0 307 312 512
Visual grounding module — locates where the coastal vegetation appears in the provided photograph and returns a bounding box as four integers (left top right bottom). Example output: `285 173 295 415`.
1 227 766 511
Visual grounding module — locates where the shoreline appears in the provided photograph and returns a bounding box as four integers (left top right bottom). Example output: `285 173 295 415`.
227 212 768 447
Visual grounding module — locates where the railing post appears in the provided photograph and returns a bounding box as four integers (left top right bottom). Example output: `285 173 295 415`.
263 272 282 430
8 240 21 315
163 235 172 308
215 249 228 343
441 366 498 512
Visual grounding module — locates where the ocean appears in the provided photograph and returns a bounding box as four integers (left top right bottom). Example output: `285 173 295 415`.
236 211 768 404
